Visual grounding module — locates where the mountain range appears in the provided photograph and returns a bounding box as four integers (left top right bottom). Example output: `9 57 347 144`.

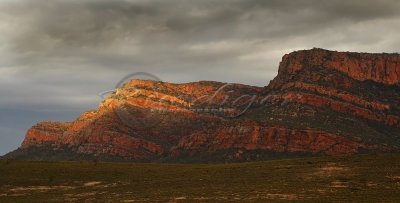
4 48 400 162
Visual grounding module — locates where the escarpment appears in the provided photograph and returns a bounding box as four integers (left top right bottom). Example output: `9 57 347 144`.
271 48 400 85
5 48 400 162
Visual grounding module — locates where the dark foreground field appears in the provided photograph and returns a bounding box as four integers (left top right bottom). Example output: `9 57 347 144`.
0 154 400 202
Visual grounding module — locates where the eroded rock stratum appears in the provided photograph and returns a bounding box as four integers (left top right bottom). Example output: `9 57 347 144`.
6 48 400 162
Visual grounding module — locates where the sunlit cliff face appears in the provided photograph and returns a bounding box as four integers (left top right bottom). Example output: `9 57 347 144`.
8 49 400 162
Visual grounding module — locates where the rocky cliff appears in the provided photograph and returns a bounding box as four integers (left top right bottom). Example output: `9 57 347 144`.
272 48 400 85
5 48 400 162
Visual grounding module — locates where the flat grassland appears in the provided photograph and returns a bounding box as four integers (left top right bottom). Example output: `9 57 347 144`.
0 154 399 202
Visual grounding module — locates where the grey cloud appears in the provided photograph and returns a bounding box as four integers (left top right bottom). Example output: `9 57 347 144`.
6 0 400 53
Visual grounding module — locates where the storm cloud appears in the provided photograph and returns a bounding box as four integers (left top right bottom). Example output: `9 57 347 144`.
1 0 400 155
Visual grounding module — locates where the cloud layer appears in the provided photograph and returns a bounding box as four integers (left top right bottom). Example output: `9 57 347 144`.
1 0 400 155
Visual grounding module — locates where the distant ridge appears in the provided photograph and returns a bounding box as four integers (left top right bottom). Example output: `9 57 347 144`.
4 48 400 162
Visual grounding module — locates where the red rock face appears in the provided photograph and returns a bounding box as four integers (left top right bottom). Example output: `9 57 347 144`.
10 48 400 162
21 122 71 149
274 48 400 85
173 123 389 156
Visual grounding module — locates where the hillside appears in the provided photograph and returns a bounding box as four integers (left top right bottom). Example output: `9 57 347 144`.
4 48 400 162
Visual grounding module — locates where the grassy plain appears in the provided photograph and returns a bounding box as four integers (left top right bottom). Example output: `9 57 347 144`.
0 154 399 202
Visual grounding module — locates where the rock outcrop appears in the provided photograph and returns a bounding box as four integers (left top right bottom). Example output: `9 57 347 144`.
273 48 400 85
5 48 400 162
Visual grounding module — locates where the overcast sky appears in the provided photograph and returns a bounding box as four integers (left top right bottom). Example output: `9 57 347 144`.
1 0 400 155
